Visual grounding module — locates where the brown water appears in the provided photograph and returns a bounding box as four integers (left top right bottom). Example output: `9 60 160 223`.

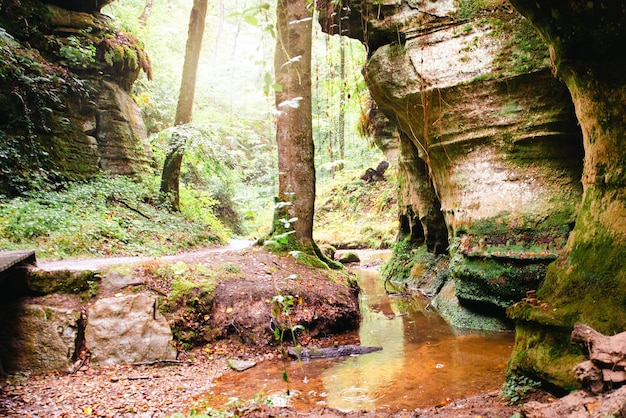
202 253 515 413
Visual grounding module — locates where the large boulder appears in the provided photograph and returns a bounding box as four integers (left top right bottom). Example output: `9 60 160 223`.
85 293 177 366
0 304 80 374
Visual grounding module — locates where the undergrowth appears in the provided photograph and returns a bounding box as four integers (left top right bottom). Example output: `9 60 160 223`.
502 374 542 405
0 175 228 259
314 168 396 249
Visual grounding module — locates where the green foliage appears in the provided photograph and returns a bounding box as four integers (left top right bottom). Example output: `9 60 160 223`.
494 16 549 74
457 0 504 20
501 374 541 405
27 269 100 299
0 27 90 196
311 28 377 181
0 176 227 259
150 121 276 236
314 169 397 249
58 35 96 69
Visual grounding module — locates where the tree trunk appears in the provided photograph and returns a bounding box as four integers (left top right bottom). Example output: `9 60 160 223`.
272 0 315 249
160 0 208 211
337 35 345 170
138 0 153 26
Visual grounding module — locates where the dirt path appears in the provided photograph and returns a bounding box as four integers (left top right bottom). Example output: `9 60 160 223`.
36 240 253 271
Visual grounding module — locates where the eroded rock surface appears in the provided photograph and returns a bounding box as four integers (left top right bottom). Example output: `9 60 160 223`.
85 293 177 366
0 304 79 373
0 1 152 197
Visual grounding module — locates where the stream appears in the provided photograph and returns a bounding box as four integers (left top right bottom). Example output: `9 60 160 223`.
202 251 515 413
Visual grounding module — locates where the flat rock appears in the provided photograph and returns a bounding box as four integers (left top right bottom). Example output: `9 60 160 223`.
227 359 257 372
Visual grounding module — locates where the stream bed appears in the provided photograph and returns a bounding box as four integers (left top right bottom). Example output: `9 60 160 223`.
202 252 515 413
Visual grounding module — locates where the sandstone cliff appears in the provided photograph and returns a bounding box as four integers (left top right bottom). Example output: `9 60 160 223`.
320 0 585 380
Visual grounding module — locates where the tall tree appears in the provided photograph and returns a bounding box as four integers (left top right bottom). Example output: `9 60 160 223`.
336 32 346 170
160 0 208 211
270 0 316 250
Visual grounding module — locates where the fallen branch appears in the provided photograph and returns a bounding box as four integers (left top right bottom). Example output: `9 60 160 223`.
110 196 151 219
131 360 193 366
126 375 157 381
288 344 382 360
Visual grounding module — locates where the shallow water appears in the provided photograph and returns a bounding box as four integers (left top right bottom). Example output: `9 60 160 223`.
203 253 514 413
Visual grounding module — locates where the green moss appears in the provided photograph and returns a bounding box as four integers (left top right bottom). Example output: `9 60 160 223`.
432 280 511 330
493 16 549 74
163 275 217 350
451 254 547 308
168 277 216 307
27 270 100 298
506 322 582 390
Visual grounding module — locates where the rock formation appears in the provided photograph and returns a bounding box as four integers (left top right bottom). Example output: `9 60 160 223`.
86 294 177 366
503 0 626 390
320 0 582 329
319 0 602 389
0 0 153 197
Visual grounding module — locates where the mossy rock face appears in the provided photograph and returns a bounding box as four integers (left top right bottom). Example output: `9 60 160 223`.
27 269 100 297
0 0 152 197
382 243 449 296
162 277 216 350
451 254 549 309
506 320 582 391
432 280 511 331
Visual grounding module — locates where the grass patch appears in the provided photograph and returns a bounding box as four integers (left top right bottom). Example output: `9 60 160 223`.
0 175 229 259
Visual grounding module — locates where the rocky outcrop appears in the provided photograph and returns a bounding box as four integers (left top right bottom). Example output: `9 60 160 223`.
321 0 583 331
503 0 626 390
521 325 626 417
0 0 152 197
322 0 626 392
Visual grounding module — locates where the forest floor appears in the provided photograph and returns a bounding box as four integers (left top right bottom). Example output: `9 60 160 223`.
0 244 549 417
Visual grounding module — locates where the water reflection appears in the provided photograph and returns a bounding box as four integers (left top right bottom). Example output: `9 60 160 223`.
204 259 514 413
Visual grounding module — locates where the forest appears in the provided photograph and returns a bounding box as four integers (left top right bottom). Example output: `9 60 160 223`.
2 0 626 417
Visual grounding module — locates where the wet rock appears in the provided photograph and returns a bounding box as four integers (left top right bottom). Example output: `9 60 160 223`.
85 293 176 366
227 359 256 372
431 280 511 331
338 252 360 264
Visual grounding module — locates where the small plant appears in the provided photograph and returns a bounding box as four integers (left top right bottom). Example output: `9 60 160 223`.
87 279 99 298
502 374 541 405
270 294 304 344
221 263 241 274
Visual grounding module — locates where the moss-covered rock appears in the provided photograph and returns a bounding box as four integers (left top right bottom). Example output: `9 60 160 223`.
0 0 152 197
501 0 626 389
27 269 100 298
432 280 511 331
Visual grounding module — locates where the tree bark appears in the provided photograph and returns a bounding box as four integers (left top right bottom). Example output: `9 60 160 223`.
272 0 315 249
337 35 345 170
160 0 208 211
